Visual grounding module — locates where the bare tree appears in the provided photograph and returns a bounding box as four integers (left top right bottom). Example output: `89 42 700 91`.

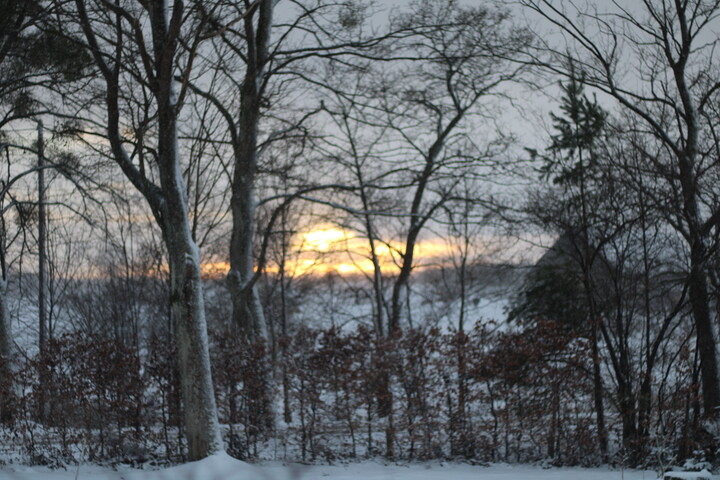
0 0 91 423
187 0 403 338
522 0 720 421
65 0 231 459
0 153 50 422
312 0 532 456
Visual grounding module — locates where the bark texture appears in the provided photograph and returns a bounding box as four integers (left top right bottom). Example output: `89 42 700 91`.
0 279 12 423
74 0 223 459
157 91 223 461
228 0 274 340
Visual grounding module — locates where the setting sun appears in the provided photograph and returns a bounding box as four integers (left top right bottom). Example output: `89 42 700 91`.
279 225 455 276
300 227 350 252
199 226 467 278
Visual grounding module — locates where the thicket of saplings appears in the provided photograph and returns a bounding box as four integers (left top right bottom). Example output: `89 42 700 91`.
0 293 699 469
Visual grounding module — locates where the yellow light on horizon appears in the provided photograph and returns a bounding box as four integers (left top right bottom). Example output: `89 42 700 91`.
201 261 229 277
300 227 351 252
198 226 474 279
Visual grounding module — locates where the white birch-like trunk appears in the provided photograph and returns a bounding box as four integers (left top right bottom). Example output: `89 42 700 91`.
166 231 223 460
158 80 223 461
73 0 223 460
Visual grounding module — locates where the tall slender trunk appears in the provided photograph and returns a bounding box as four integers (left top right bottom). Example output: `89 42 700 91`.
0 277 12 423
590 321 608 458
671 8 720 419
75 0 223 460
452 331 470 457
618 377 638 461
548 381 559 459
576 148 608 459
689 254 720 416
280 209 291 424
638 181 653 449
228 240 266 337
678 150 720 419
37 120 47 349
228 0 273 340
358 182 385 335
157 88 222 461
637 370 652 443
458 237 468 333
364 217 385 336
228 168 266 338
36 120 48 423
227 0 275 438
148 0 223 458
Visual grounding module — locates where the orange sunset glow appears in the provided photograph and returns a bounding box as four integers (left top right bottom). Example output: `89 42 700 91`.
200 226 459 278
286 226 455 276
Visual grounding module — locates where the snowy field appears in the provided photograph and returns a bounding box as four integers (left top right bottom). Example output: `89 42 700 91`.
0 454 666 480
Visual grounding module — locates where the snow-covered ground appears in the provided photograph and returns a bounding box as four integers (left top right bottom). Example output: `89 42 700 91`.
0 454 664 480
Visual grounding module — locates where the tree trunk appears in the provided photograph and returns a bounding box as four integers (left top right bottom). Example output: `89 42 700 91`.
637 369 652 453
37 120 47 349
689 257 720 418
147 0 223 458
157 84 223 461
228 0 273 341
669 2 719 419
0 278 12 423
618 379 638 462
280 212 292 424
227 139 266 339
166 239 222 460
590 322 608 458
226 0 275 439
74 0 223 460
548 381 559 459
157 128 221 458
36 119 48 423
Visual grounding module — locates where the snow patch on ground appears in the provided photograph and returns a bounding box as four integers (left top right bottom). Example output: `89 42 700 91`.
0 457 664 480
0 452 260 479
